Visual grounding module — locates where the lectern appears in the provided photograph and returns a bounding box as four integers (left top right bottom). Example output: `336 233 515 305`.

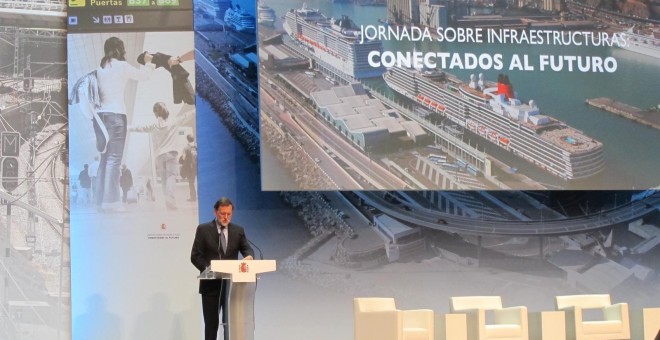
199 259 276 340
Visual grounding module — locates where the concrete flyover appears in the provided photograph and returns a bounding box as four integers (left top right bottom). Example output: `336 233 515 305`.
356 191 660 236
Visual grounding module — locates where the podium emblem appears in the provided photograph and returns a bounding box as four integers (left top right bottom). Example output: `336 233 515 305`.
239 262 249 273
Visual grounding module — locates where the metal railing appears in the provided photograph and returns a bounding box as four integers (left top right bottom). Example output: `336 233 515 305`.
0 0 66 12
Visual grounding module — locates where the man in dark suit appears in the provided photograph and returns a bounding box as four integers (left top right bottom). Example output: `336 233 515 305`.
191 197 254 340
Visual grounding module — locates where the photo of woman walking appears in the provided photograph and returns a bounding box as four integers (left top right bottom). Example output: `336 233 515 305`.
94 37 153 212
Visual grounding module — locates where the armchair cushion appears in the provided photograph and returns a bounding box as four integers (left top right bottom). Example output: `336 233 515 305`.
582 321 625 335
404 328 433 340
484 324 525 338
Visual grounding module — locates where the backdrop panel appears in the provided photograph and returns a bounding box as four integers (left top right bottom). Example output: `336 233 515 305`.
68 31 200 340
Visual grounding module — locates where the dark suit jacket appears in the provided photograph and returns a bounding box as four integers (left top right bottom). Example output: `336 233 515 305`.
190 220 255 294
151 52 194 105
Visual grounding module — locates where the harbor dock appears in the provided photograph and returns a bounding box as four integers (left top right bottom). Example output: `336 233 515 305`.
586 97 660 130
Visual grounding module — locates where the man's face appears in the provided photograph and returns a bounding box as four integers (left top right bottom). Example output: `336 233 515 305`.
215 205 233 226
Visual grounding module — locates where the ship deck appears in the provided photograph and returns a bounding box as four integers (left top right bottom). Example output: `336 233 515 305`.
459 84 491 100
539 127 602 153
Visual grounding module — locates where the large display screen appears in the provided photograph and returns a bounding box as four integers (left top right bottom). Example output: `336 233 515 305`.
67 3 199 338
258 0 660 190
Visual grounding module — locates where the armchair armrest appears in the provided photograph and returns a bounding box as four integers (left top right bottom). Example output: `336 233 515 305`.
603 302 630 338
452 307 487 339
603 303 628 321
494 306 527 325
453 308 485 323
557 305 582 338
557 305 581 321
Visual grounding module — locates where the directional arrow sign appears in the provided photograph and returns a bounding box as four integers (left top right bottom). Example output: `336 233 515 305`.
92 16 100 24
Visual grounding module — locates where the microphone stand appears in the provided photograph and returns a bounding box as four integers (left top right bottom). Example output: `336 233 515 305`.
247 238 264 260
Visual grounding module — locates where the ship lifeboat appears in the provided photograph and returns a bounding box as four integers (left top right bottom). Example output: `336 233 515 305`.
488 131 498 141
416 94 424 103
478 125 487 135
423 98 431 106
467 120 477 130
499 136 510 146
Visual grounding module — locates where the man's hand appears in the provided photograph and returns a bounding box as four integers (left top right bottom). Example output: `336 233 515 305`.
244 255 254 261
168 56 181 67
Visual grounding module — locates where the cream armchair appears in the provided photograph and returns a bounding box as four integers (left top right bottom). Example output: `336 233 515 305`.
449 296 528 340
354 297 434 340
555 294 630 340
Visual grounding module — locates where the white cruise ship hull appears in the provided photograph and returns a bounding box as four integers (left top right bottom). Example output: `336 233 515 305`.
620 43 660 59
383 68 605 180
619 30 660 59
283 7 384 80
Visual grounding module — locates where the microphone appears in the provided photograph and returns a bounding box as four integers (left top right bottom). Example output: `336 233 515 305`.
247 238 264 260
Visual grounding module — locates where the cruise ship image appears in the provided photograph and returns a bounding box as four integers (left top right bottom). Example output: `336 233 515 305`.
283 3 385 80
383 67 605 180
258 3 276 27
224 4 256 32
620 27 660 59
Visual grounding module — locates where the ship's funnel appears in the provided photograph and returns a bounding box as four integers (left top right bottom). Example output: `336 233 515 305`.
497 74 515 100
